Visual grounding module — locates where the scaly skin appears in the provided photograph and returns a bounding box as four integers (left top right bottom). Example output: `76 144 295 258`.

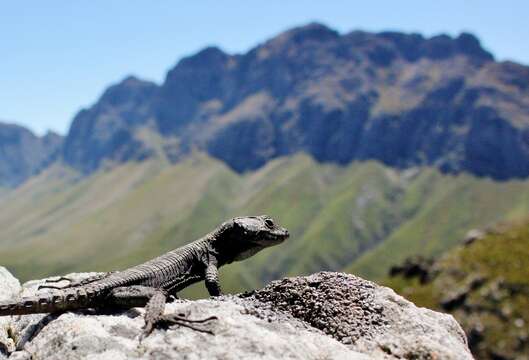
0 215 289 337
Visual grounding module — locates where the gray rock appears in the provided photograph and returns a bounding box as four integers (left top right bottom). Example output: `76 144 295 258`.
0 270 472 359
250 272 473 359
0 267 21 302
463 229 485 246
0 267 22 356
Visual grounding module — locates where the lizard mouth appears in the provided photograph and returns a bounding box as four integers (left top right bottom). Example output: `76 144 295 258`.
264 228 290 244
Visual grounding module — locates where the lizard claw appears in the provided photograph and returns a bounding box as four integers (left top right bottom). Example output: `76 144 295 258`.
139 322 154 342
159 313 218 335
167 294 179 303
140 313 218 339
39 277 73 290
38 284 63 290
44 276 72 283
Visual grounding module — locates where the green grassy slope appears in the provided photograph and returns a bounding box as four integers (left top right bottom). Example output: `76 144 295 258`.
1 154 529 299
385 219 529 359
349 173 529 280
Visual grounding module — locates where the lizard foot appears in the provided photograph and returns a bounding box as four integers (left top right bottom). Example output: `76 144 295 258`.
37 284 63 290
38 273 114 291
44 276 73 283
38 276 73 290
141 313 218 340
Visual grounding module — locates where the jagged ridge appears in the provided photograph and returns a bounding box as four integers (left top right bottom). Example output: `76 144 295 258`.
0 122 62 187
53 23 529 180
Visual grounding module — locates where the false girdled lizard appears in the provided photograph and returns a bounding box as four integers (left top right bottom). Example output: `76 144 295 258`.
0 215 289 338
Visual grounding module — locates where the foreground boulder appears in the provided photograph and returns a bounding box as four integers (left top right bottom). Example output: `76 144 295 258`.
0 269 472 359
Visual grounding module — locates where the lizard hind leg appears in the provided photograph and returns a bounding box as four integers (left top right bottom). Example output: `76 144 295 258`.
107 286 170 339
107 286 217 340
140 290 217 338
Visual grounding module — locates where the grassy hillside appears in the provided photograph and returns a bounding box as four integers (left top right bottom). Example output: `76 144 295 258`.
385 219 529 359
348 173 529 279
1 154 529 298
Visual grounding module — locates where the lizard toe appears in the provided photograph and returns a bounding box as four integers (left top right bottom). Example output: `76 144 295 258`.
139 322 155 341
157 313 218 335
38 284 63 290
44 276 73 284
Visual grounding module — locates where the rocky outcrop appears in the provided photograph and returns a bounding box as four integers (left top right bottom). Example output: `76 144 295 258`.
0 122 62 187
55 23 529 180
0 268 21 356
0 269 472 359
389 256 434 284
386 221 529 359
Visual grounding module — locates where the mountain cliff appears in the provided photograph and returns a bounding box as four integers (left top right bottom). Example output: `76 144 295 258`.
0 122 62 187
57 23 529 180
62 76 158 173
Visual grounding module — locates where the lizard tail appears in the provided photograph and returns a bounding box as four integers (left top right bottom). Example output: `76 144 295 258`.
0 289 94 316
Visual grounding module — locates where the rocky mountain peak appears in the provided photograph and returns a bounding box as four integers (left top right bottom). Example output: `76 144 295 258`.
455 32 493 60
270 22 340 47
98 75 157 109
0 122 63 187
62 76 157 174
176 46 230 69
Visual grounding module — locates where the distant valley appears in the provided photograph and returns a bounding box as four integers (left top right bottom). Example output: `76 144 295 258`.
2 154 529 299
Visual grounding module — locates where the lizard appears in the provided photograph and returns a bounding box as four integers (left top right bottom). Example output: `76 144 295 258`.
0 215 289 339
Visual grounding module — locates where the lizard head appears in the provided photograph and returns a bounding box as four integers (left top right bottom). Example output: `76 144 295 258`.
218 215 289 262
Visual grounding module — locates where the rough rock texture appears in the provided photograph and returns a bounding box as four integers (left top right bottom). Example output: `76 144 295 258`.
0 269 472 359
56 23 529 180
0 268 20 302
0 267 21 354
249 272 472 359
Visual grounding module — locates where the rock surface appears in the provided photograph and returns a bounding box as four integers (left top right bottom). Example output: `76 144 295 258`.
0 268 21 354
0 269 472 359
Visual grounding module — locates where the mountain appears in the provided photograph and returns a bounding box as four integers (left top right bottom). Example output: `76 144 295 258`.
58 23 529 181
62 76 158 173
385 219 529 359
0 122 62 187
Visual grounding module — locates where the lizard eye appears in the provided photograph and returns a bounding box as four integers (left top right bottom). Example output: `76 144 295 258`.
264 219 274 229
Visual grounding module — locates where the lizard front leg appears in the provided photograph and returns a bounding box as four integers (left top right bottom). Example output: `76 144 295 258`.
205 256 222 296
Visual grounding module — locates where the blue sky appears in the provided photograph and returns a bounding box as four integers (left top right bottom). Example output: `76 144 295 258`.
1 1 528 135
